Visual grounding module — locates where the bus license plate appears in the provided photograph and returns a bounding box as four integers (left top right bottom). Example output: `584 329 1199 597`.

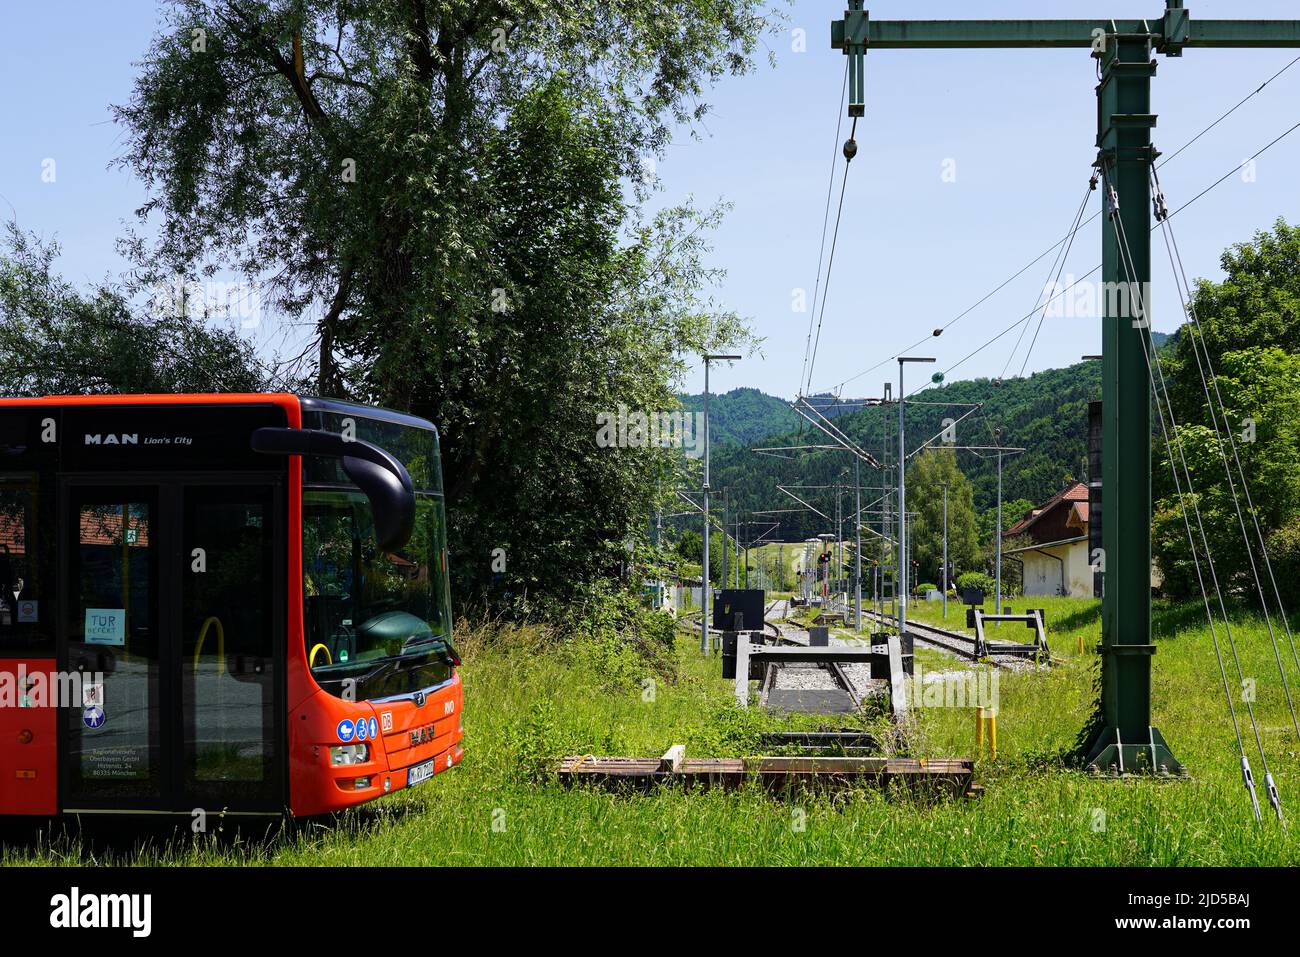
407 759 436 787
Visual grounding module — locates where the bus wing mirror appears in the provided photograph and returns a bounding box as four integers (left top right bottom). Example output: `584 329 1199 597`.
340 454 416 553
251 427 416 552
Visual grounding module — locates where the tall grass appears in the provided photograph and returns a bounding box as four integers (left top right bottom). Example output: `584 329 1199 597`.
3 600 1298 866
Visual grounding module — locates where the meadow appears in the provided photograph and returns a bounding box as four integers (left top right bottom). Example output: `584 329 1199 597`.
4 596 1299 866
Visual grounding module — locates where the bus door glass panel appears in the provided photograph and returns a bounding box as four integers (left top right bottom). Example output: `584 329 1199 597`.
181 486 278 805
66 488 160 801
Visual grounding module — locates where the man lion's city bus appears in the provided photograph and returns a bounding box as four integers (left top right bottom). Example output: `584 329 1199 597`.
0 394 463 817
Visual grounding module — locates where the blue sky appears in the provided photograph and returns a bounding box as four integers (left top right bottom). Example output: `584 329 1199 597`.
2 1 1298 399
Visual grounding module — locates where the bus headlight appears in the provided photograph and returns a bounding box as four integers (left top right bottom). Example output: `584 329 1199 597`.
329 743 370 765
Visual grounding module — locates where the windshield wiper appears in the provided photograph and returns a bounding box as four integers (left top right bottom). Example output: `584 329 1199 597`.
398 633 461 665
352 657 400 689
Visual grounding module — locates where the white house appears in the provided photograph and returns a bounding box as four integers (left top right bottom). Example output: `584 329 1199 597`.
1001 481 1094 598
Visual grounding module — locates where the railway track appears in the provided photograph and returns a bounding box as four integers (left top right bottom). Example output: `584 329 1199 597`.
767 596 983 665
861 608 1051 670
862 609 978 660
681 597 923 709
762 599 783 641
761 597 870 709
825 660 864 709
802 598 1021 679
748 596 1046 681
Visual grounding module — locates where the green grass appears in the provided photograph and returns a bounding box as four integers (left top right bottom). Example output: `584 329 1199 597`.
5 599 1300 866
726 540 808 590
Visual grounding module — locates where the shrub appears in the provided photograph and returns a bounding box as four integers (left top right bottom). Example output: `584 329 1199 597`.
956 571 996 596
502 701 568 783
1268 517 1300 608
569 581 680 690
686 700 774 757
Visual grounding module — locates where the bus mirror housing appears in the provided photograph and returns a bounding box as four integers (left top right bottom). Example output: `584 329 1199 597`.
251 427 416 552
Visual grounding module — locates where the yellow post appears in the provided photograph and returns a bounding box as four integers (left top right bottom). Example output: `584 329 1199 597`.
987 708 998 760
1077 632 1084 656
975 706 985 753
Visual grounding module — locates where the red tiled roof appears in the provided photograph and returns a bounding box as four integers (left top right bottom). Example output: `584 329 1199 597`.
1 511 150 551
0 514 25 555
1004 481 1088 539
78 511 150 547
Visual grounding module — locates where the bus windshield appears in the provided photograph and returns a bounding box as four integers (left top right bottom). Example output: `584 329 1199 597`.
298 405 454 701
303 489 454 700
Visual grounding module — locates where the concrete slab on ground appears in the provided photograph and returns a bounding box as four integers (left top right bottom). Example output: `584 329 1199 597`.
765 688 856 715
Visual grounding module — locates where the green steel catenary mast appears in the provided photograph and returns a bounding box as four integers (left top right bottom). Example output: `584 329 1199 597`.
830 1 1300 773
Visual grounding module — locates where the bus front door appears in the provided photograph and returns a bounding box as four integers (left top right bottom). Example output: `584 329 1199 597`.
61 479 284 814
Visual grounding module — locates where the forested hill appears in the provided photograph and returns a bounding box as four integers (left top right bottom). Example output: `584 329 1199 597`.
678 387 802 446
677 388 880 446
702 360 1105 541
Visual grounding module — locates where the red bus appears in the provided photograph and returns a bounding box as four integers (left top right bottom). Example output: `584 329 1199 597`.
0 393 463 817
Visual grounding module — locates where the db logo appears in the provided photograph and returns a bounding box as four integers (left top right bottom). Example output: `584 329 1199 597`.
380 711 393 732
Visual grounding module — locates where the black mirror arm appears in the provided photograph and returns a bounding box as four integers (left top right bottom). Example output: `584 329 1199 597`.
250 427 414 492
251 427 417 552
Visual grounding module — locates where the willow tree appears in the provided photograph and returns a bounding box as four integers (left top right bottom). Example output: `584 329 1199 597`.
0 225 265 397
114 1 770 608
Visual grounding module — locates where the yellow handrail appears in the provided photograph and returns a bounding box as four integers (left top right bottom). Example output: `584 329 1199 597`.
193 616 226 670
309 643 333 668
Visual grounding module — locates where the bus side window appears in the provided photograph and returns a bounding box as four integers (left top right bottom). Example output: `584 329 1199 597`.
0 475 51 651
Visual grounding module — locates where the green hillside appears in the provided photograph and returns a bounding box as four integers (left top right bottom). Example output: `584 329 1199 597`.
678 387 801 446
705 360 1104 542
